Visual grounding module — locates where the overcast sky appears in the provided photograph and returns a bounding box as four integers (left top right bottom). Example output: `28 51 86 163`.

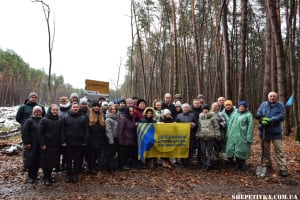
0 0 131 89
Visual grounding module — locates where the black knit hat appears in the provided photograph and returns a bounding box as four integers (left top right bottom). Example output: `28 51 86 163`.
137 98 147 106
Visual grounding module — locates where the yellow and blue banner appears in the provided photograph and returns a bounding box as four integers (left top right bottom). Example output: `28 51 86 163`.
137 123 190 160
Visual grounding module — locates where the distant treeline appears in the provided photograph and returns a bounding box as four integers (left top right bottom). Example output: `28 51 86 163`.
0 48 82 106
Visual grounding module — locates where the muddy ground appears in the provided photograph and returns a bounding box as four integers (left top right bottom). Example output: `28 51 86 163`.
0 133 299 200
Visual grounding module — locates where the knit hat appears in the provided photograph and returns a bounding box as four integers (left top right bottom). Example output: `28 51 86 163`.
175 101 182 107
163 109 171 115
108 101 114 107
137 98 147 106
70 93 79 99
102 101 108 107
32 105 42 114
91 100 100 107
238 101 247 108
202 104 210 111
28 92 38 99
224 100 233 106
80 98 88 105
197 94 205 99
119 99 126 104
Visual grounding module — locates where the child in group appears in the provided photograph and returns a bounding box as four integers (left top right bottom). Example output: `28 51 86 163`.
196 104 220 171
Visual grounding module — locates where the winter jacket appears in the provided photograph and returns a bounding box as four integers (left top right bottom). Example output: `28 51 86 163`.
61 112 89 147
133 106 144 123
16 101 45 126
38 113 61 168
222 107 237 130
140 117 157 123
162 102 176 118
154 110 163 122
118 113 137 146
88 119 106 148
21 116 41 168
225 110 254 160
256 101 285 140
105 112 119 144
196 112 220 140
58 103 70 118
213 111 227 140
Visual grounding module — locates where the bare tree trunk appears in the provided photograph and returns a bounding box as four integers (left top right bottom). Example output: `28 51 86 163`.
238 0 248 101
33 0 55 105
191 0 200 96
263 7 272 100
171 0 178 96
266 0 286 103
221 0 231 99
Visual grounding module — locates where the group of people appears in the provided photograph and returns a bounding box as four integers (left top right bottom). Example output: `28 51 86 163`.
16 90 288 186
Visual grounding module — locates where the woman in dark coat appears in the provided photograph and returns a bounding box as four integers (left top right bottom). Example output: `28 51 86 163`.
87 101 106 175
22 105 43 184
118 107 137 170
38 104 61 186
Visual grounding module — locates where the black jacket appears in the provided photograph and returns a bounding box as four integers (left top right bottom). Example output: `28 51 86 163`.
61 112 89 147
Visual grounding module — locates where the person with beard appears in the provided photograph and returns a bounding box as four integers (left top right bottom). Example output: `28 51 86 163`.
61 102 89 183
118 107 137 170
16 92 46 172
86 100 106 175
21 106 43 184
38 104 61 186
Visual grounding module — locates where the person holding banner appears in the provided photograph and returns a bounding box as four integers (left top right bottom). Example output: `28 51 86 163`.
140 107 157 168
175 103 197 167
196 104 220 171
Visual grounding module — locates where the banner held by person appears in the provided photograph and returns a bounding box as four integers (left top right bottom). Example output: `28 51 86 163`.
137 123 190 160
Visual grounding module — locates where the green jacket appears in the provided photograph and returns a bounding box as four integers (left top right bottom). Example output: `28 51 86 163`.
16 101 46 126
225 110 254 160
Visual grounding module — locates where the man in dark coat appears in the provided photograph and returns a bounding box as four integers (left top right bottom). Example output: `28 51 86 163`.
162 93 176 118
61 102 89 183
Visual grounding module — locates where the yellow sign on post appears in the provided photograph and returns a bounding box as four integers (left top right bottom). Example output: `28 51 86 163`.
85 79 109 95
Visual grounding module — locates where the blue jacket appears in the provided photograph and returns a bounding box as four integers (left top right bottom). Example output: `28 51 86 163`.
256 101 285 140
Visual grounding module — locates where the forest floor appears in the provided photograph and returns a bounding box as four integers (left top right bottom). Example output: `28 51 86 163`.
0 129 300 200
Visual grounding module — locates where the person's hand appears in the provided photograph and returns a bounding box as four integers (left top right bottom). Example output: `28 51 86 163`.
41 145 46 150
261 117 270 125
62 143 67 147
25 144 31 149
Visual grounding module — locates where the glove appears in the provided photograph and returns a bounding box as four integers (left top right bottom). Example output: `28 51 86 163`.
261 117 270 125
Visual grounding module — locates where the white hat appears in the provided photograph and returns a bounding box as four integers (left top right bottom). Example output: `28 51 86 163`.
163 109 171 115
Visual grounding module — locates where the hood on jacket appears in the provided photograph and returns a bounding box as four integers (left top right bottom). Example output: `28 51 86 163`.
143 107 156 118
199 111 215 120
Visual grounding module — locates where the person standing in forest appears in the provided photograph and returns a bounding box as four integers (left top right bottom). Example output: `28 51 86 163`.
105 104 120 173
162 93 176 118
86 100 106 175
226 101 254 171
61 102 89 183
16 92 45 171
38 104 61 186
21 106 43 184
256 91 288 177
